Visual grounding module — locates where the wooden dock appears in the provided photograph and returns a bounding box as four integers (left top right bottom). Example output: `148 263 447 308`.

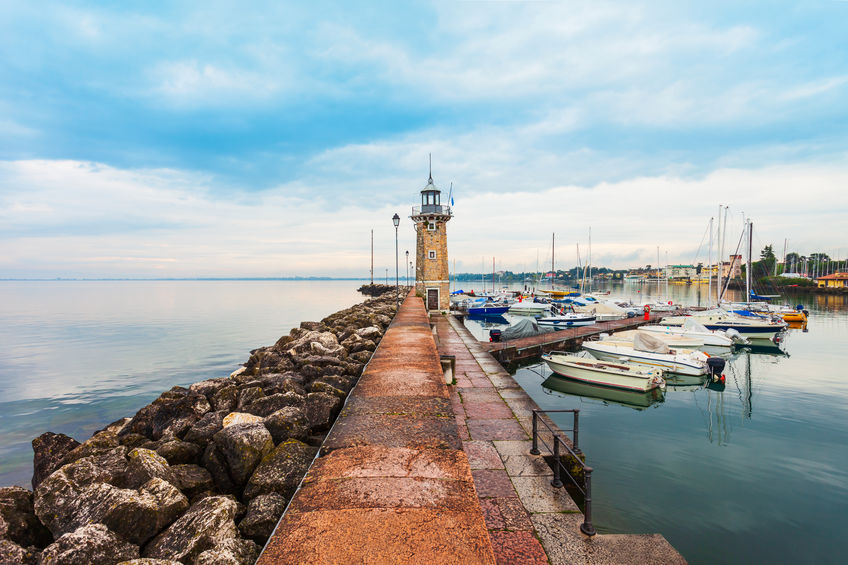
484 313 667 364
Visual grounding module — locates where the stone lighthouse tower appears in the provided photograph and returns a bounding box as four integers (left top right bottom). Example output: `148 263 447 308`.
410 169 453 310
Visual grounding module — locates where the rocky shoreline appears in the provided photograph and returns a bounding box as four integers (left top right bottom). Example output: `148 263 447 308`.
0 289 399 565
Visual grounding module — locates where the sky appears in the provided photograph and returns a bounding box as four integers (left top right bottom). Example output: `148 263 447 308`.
1 1 847 278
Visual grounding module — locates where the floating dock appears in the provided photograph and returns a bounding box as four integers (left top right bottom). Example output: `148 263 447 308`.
485 313 666 364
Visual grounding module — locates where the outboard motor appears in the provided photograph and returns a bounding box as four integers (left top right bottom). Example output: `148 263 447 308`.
489 329 502 343
706 357 726 382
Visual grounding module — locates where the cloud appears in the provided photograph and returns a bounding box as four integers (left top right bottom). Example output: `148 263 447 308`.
1 158 846 278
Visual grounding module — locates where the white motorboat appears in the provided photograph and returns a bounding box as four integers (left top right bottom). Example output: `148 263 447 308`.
508 300 553 316
638 318 746 347
582 331 709 376
537 312 596 327
660 309 786 340
542 352 666 392
611 329 704 349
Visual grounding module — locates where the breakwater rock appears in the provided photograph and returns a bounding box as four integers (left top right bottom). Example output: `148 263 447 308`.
0 290 399 564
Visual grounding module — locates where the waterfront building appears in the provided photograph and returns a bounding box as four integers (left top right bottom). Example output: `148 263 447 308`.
410 171 453 310
816 272 848 288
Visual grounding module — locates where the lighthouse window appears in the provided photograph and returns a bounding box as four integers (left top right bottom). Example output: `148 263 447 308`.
428 222 436 231
428 250 436 260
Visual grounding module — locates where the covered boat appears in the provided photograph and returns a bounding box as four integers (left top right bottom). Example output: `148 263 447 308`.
542 352 666 392
582 331 709 376
638 318 746 347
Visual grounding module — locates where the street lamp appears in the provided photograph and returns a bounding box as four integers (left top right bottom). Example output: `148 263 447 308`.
392 213 400 309
405 250 409 285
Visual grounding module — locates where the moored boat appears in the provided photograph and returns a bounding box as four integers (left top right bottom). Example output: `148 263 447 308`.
582 331 710 376
542 352 666 392
537 312 596 327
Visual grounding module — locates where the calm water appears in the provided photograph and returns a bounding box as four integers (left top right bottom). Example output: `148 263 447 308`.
465 282 848 564
0 280 364 487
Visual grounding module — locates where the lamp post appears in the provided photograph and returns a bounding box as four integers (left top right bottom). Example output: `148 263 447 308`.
405 250 409 285
392 213 400 309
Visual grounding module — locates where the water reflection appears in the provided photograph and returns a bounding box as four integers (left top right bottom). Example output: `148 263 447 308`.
542 374 665 410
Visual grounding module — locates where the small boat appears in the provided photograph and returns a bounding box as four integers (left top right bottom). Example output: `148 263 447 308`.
542 352 666 392
508 300 553 316
582 331 710 376
638 318 746 347
541 374 664 410
660 309 786 340
611 329 704 349
537 312 596 327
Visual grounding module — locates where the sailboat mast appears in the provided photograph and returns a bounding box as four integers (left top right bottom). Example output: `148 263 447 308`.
576 242 583 294
746 220 753 302
588 227 592 293
493 257 495 293
551 233 555 291
707 218 712 306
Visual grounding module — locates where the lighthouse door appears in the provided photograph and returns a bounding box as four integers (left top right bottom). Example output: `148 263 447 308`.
427 289 439 310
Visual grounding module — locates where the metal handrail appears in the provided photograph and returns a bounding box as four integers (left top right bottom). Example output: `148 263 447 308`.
530 409 596 536
411 205 452 216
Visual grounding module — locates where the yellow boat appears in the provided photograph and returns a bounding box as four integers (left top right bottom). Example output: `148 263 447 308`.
782 311 807 323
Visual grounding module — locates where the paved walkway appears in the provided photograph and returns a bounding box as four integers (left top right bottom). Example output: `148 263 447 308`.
436 314 687 565
258 293 495 564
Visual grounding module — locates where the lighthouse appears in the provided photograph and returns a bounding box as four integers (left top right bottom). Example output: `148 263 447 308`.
410 169 453 310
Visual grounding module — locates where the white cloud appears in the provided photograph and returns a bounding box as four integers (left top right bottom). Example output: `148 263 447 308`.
1 158 846 278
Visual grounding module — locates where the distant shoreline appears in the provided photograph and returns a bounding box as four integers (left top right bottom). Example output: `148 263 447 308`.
0 277 380 281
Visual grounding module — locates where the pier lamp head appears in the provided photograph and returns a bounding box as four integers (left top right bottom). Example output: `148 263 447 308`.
392 213 400 228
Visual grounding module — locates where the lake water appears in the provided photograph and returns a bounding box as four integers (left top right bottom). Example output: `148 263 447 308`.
0 280 363 488
1 280 845 563
463 282 848 564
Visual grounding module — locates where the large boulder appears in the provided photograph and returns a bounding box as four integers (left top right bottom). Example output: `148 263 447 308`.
142 496 241 563
304 392 343 432
242 392 306 418
121 448 175 489
210 385 238 412
238 492 286 544
35 473 187 545
263 407 309 444
33 447 129 536
235 387 264 411
285 330 346 358
155 439 202 465
0 539 38 564
0 487 51 549
222 412 263 428
30 432 80 489
243 440 318 500
195 538 260 565
39 523 139 565
188 378 230 401
202 423 274 493
355 326 382 340
309 381 346 400
257 374 306 396
182 411 226 448
169 464 214 500
119 389 211 441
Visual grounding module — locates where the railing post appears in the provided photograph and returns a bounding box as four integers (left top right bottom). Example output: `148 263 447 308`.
551 437 563 488
580 466 596 536
572 409 581 455
530 411 540 455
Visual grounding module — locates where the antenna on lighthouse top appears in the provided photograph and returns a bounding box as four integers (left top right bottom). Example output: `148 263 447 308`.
428 153 433 183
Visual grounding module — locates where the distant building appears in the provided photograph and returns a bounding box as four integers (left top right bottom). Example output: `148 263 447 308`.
816 272 848 288
667 264 696 279
720 255 742 279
